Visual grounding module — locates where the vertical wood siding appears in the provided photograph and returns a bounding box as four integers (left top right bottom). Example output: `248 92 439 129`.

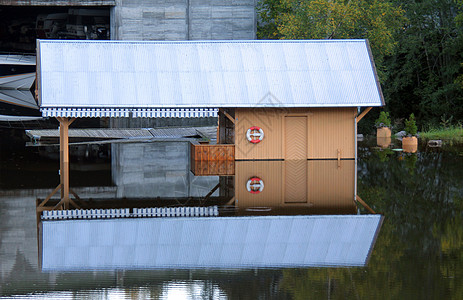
235 161 284 207
235 108 356 160
235 108 284 160
308 160 356 210
308 108 357 159
235 160 355 211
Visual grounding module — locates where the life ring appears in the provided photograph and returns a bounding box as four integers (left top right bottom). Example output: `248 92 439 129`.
246 126 264 144
246 177 264 194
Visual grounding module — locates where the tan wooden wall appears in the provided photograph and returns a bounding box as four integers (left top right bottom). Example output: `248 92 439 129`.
234 108 357 160
307 108 357 159
234 160 356 211
234 108 284 160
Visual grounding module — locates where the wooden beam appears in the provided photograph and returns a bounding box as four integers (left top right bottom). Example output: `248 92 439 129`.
225 197 235 206
356 107 373 123
69 188 81 201
356 195 376 214
52 199 65 210
204 183 221 201
39 184 62 207
68 198 81 209
219 108 235 124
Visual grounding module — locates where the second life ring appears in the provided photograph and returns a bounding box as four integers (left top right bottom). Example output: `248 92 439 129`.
246 126 264 144
246 177 264 194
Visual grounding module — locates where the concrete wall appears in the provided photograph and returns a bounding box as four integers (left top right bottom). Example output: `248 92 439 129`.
111 141 219 198
111 0 256 40
0 194 38 280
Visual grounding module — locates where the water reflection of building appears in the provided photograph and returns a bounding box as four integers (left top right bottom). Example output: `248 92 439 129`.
37 155 382 271
111 141 219 198
32 39 384 272
234 160 356 215
40 214 382 271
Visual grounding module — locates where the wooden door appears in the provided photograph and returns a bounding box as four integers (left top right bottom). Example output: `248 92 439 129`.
284 116 308 203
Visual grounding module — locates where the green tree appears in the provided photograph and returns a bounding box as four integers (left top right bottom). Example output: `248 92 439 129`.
257 0 405 71
383 0 463 124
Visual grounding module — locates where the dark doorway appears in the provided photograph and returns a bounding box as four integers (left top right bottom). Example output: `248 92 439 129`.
0 6 110 53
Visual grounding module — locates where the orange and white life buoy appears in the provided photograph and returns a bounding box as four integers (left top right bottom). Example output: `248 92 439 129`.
246 126 264 144
246 177 264 194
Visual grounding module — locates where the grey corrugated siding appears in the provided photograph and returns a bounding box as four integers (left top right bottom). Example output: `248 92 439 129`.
37 40 383 118
41 215 383 270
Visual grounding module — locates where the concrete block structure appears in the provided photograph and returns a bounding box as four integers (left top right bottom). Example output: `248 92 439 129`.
111 141 219 198
111 0 256 41
0 0 256 44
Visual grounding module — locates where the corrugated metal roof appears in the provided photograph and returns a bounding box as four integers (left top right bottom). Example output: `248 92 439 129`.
0 89 38 110
37 40 384 118
26 126 216 140
41 215 383 270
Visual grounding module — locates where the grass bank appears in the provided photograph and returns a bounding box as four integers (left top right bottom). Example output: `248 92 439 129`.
420 126 463 142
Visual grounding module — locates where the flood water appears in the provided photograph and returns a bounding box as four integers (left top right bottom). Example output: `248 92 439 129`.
1 129 463 299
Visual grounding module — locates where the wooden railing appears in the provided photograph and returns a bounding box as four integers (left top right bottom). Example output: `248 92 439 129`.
190 142 235 176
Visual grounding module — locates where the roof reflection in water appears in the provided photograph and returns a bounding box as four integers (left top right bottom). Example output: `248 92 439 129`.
39 157 383 271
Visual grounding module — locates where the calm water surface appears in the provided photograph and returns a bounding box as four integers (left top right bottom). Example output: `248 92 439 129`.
1 131 462 299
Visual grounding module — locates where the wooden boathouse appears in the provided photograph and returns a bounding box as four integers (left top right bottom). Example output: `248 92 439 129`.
35 39 383 210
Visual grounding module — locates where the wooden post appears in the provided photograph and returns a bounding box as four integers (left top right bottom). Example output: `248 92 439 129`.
40 117 79 213
57 117 75 209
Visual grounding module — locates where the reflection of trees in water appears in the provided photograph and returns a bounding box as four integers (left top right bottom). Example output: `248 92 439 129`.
275 147 463 299
354 145 463 299
358 148 462 245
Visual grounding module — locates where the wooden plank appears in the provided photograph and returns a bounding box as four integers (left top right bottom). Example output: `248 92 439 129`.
356 195 376 214
62 118 70 209
356 107 373 123
204 183 221 200
219 108 235 124
40 184 61 207
210 146 219 161
229 145 235 160
190 143 236 175
191 159 235 176
223 110 235 124
199 159 209 175
200 146 209 161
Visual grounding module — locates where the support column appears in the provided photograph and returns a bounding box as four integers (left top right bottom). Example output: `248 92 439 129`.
57 117 75 209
